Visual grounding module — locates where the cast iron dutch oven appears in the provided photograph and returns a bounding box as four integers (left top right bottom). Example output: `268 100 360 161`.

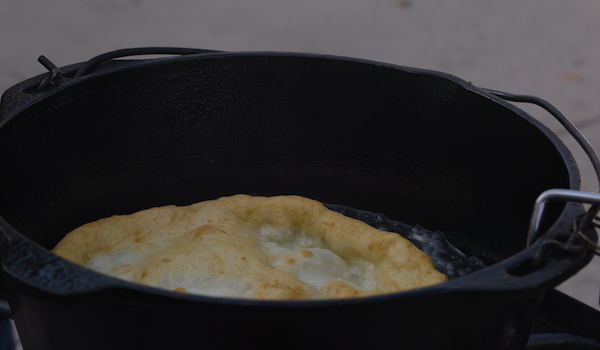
0 48 598 350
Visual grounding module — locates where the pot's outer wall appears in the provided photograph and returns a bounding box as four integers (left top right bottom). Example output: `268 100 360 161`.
5 270 541 350
0 53 584 349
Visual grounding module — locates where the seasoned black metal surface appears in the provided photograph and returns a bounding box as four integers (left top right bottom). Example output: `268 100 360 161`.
0 53 575 265
0 52 595 350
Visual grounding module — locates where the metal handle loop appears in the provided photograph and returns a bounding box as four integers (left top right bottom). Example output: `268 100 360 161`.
73 47 221 78
37 55 64 91
482 89 600 188
528 189 600 248
482 88 600 250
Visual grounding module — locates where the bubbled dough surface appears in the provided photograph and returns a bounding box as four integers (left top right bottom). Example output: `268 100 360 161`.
51 195 447 300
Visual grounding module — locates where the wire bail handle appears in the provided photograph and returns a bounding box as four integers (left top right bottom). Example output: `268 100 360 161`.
528 189 600 254
36 47 220 92
37 55 64 91
483 88 600 254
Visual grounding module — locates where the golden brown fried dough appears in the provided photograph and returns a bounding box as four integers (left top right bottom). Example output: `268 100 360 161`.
52 195 447 299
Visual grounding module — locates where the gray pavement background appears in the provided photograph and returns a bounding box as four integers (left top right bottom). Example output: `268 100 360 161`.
1 0 599 320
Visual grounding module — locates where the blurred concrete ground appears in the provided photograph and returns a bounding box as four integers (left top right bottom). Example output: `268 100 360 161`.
1 0 599 326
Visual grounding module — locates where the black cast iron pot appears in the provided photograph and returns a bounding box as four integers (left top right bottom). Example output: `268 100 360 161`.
0 49 597 350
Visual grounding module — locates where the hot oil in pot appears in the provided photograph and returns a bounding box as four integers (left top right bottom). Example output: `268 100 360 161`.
325 204 486 280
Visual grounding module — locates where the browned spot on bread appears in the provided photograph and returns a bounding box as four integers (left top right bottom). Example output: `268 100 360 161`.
253 283 308 300
134 238 142 243
368 236 394 253
174 288 188 293
286 258 295 264
193 224 226 239
301 250 313 257
320 281 361 298
193 224 214 238
162 258 171 263
112 264 131 271
141 271 148 278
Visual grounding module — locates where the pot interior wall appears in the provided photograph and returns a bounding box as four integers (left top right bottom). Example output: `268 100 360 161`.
0 54 570 266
